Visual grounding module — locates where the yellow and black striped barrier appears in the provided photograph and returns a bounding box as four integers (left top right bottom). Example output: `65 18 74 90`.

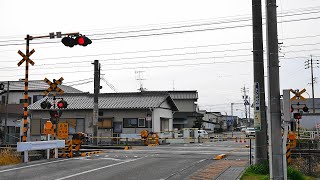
286 143 291 164
81 151 102 157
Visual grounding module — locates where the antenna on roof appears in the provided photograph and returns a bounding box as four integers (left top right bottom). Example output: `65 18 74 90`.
173 80 175 91
135 70 146 92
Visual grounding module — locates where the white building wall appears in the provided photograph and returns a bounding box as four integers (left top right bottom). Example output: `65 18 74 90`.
1 91 44 104
153 108 173 132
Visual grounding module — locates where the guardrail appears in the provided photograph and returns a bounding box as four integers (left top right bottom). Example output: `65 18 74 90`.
17 140 65 163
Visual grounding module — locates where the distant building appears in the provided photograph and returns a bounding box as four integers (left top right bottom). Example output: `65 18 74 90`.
167 91 202 130
28 92 178 144
0 80 82 143
199 111 221 132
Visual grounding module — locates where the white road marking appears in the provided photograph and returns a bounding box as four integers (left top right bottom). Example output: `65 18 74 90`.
0 159 71 173
56 157 145 180
99 158 124 161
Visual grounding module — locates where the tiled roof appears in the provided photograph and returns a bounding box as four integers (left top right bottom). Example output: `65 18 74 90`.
29 92 178 111
168 91 198 100
141 91 198 100
0 80 83 93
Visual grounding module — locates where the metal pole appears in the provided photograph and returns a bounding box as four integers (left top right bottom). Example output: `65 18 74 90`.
231 103 234 137
21 35 30 143
250 138 252 165
93 60 99 146
252 0 268 164
310 56 315 114
265 0 284 178
4 81 9 144
248 97 251 125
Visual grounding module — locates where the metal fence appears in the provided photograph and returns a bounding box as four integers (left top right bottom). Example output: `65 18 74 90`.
291 140 320 177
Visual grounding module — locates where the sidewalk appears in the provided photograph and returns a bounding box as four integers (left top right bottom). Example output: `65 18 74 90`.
215 166 246 180
189 160 248 180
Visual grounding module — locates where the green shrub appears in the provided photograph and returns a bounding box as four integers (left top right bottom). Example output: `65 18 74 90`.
245 161 269 175
287 166 305 180
242 162 310 179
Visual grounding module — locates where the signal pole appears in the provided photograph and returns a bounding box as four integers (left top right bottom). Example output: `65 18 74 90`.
252 0 268 164
305 56 319 114
265 0 284 178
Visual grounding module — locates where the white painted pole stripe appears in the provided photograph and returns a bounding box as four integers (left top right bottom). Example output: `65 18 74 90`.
0 159 71 173
56 157 144 180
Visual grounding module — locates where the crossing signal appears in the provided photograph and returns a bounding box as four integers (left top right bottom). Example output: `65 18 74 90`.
302 106 309 112
50 110 62 119
57 99 68 109
61 35 91 47
61 36 77 47
40 101 52 109
293 113 301 119
76 35 92 46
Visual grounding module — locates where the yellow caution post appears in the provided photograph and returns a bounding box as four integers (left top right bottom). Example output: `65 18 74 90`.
215 154 226 160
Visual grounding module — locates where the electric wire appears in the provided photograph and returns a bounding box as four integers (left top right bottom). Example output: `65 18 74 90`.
0 14 320 47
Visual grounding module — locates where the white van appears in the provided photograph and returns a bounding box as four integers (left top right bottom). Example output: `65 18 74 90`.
197 130 209 138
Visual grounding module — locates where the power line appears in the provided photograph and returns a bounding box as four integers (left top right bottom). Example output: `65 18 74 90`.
1 14 320 48
0 59 253 78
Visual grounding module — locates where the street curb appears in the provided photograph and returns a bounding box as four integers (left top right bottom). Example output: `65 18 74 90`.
236 166 249 180
214 165 231 179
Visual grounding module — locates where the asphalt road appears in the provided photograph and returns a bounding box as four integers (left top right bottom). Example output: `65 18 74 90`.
0 139 252 180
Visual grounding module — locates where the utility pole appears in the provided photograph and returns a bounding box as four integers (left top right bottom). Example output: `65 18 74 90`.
305 56 319 114
93 60 100 146
4 81 9 144
252 0 268 164
135 70 146 91
231 103 234 137
242 86 249 126
265 0 284 179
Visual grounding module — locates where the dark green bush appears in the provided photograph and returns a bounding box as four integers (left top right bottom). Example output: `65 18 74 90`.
243 162 307 179
246 161 269 175
287 166 305 180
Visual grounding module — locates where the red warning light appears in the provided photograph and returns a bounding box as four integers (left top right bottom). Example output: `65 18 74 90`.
77 37 85 45
57 100 68 109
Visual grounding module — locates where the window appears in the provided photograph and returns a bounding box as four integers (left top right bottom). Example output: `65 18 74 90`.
98 118 112 129
33 95 44 103
113 122 122 133
1 96 5 104
138 118 145 127
123 118 138 128
19 97 32 105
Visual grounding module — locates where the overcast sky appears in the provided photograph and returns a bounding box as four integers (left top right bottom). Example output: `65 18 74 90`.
1 0 319 118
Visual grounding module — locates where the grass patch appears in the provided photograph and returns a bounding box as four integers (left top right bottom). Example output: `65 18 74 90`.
241 161 312 180
0 148 22 166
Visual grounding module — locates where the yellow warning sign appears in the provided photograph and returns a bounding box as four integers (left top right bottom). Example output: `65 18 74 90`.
58 122 68 139
43 128 54 135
